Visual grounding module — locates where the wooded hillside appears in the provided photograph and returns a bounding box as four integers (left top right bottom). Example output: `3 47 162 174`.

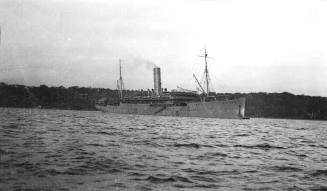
1 82 326 120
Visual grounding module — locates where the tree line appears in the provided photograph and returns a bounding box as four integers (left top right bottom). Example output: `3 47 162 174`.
1 82 326 120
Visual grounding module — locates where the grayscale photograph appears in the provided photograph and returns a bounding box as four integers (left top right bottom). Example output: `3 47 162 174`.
0 0 327 190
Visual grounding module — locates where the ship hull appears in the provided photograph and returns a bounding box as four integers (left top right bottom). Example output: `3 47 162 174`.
96 97 246 119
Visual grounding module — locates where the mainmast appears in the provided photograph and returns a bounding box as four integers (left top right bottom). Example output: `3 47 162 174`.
200 48 211 95
118 59 124 99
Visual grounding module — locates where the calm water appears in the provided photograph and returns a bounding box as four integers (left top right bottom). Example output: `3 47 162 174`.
0 108 327 191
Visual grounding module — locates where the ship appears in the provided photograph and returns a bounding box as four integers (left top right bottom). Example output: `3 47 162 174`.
96 50 246 119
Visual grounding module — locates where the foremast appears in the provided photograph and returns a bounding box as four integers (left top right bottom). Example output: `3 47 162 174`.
203 49 210 94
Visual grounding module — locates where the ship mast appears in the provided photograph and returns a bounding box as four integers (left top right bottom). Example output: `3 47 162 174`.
200 48 211 95
204 49 209 94
118 59 124 99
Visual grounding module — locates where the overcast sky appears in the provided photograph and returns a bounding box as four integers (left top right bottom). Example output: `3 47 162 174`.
0 0 326 96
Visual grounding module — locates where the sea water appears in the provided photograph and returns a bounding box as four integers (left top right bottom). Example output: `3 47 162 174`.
0 108 327 190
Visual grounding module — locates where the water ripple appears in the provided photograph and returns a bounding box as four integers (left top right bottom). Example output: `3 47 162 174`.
1 108 327 190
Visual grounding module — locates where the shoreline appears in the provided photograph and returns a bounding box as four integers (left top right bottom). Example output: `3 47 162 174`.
1 106 326 121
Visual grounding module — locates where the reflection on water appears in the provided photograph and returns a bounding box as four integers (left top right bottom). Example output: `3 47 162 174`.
1 108 327 190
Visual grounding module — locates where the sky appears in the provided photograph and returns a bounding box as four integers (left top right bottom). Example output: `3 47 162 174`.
0 0 327 96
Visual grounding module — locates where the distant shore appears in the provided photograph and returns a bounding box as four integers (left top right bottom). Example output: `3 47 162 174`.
1 82 327 120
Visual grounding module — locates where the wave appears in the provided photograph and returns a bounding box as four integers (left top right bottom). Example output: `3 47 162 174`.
310 186 327 191
39 169 63 176
173 182 220 189
310 169 327 177
270 166 303 172
234 133 250 137
190 175 217 183
234 143 286 150
144 175 193 184
97 131 113 135
2 124 20 129
173 143 214 149
45 154 64 158
1 108 326 191
128 171 147 177
195 169 241 176
192 183 221 189
132 140 164 147
193 152 228 160
215 144 229 148
207 152 228 157
87 143 106 147
173 143 201 148
108 182 127 188
61 157 128 175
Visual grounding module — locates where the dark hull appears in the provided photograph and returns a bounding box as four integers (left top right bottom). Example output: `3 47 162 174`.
96 97 246 119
